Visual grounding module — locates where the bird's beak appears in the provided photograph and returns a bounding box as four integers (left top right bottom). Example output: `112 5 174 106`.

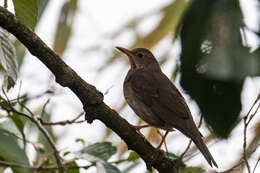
116 47 134 57
116 46 136 69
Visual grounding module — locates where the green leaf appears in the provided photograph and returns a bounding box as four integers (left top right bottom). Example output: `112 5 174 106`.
77 142 117 162
12 0 38 30
67 161 80 173
53 0 78 56
12 0 49 69
9 114 26 146
0 117 21 137
180 166 204 173
0 128 30 173
180 0 245 137
63 151 71 156
127 151 140 162
13 40 26 68
97 162 121 173
0 29 18 89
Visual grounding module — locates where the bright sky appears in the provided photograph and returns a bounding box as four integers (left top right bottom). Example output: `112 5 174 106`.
1 0 260 172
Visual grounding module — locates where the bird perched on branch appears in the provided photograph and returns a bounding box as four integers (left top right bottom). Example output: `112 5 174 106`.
116 46 218 168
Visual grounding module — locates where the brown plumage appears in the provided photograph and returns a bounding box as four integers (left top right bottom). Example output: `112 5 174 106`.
116 46 218 168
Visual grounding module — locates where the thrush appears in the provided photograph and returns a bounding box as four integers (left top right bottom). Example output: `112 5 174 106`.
116 46 218 168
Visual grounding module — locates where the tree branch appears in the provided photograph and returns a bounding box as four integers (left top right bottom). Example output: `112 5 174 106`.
0 94 65 173
0 6 178 173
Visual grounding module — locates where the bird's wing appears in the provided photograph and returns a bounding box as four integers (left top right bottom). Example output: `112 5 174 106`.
130 70 190 121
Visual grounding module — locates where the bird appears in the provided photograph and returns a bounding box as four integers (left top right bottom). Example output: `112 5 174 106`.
116 46 218 168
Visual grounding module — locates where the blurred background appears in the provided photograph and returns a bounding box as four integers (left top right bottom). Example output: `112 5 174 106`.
0 0 260 172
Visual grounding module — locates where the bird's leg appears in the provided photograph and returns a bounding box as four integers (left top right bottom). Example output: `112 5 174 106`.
134 124 150 130
133 124 150 138
157 131 169 149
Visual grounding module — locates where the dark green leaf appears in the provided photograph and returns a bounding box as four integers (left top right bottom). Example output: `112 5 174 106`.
97 162 121 173
77 142 117 162
180 0 245 137
0 128 30 173
67 161 80 173
0 29 18 89
12 0 38 30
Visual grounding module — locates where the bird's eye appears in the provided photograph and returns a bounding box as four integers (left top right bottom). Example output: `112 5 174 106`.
137 53 143 58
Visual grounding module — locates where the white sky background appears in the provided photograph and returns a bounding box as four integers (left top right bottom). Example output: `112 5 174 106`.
1 0 260 172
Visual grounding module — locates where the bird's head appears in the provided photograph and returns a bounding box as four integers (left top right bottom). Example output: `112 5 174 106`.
116 47 161 71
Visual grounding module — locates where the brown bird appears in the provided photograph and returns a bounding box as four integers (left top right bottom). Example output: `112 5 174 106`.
116 46 218 168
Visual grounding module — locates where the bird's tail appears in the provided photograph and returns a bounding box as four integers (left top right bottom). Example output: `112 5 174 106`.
190 132 218 168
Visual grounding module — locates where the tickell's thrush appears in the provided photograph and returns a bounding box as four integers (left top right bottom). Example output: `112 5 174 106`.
116 47 218 168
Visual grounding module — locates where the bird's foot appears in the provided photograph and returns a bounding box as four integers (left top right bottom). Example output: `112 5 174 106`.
156 131 169 150
133 125 150 138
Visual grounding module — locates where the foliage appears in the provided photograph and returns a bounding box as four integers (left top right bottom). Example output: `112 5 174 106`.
0 28 18 89
0 0 260 173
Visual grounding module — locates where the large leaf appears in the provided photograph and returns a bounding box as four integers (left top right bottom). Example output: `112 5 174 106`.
179 0 249 137
0 28 18 89
0 128 30 173
9 113 27 146
76 142 117 162
53 0 78 56
12 0 38 30
13 0 50 69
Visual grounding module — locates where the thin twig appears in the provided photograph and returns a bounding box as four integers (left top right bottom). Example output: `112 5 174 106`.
220 161 244 173
39 112 85 126
19 109 64 172
0 159 92 171
2 87 10 103
0 90 54 105
0 158 129 171
41 99 50 117
243 94 260 173
0 97 66 173
247 102 260 126
243 117 251 173
0 128 42 150
252 157 260 173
